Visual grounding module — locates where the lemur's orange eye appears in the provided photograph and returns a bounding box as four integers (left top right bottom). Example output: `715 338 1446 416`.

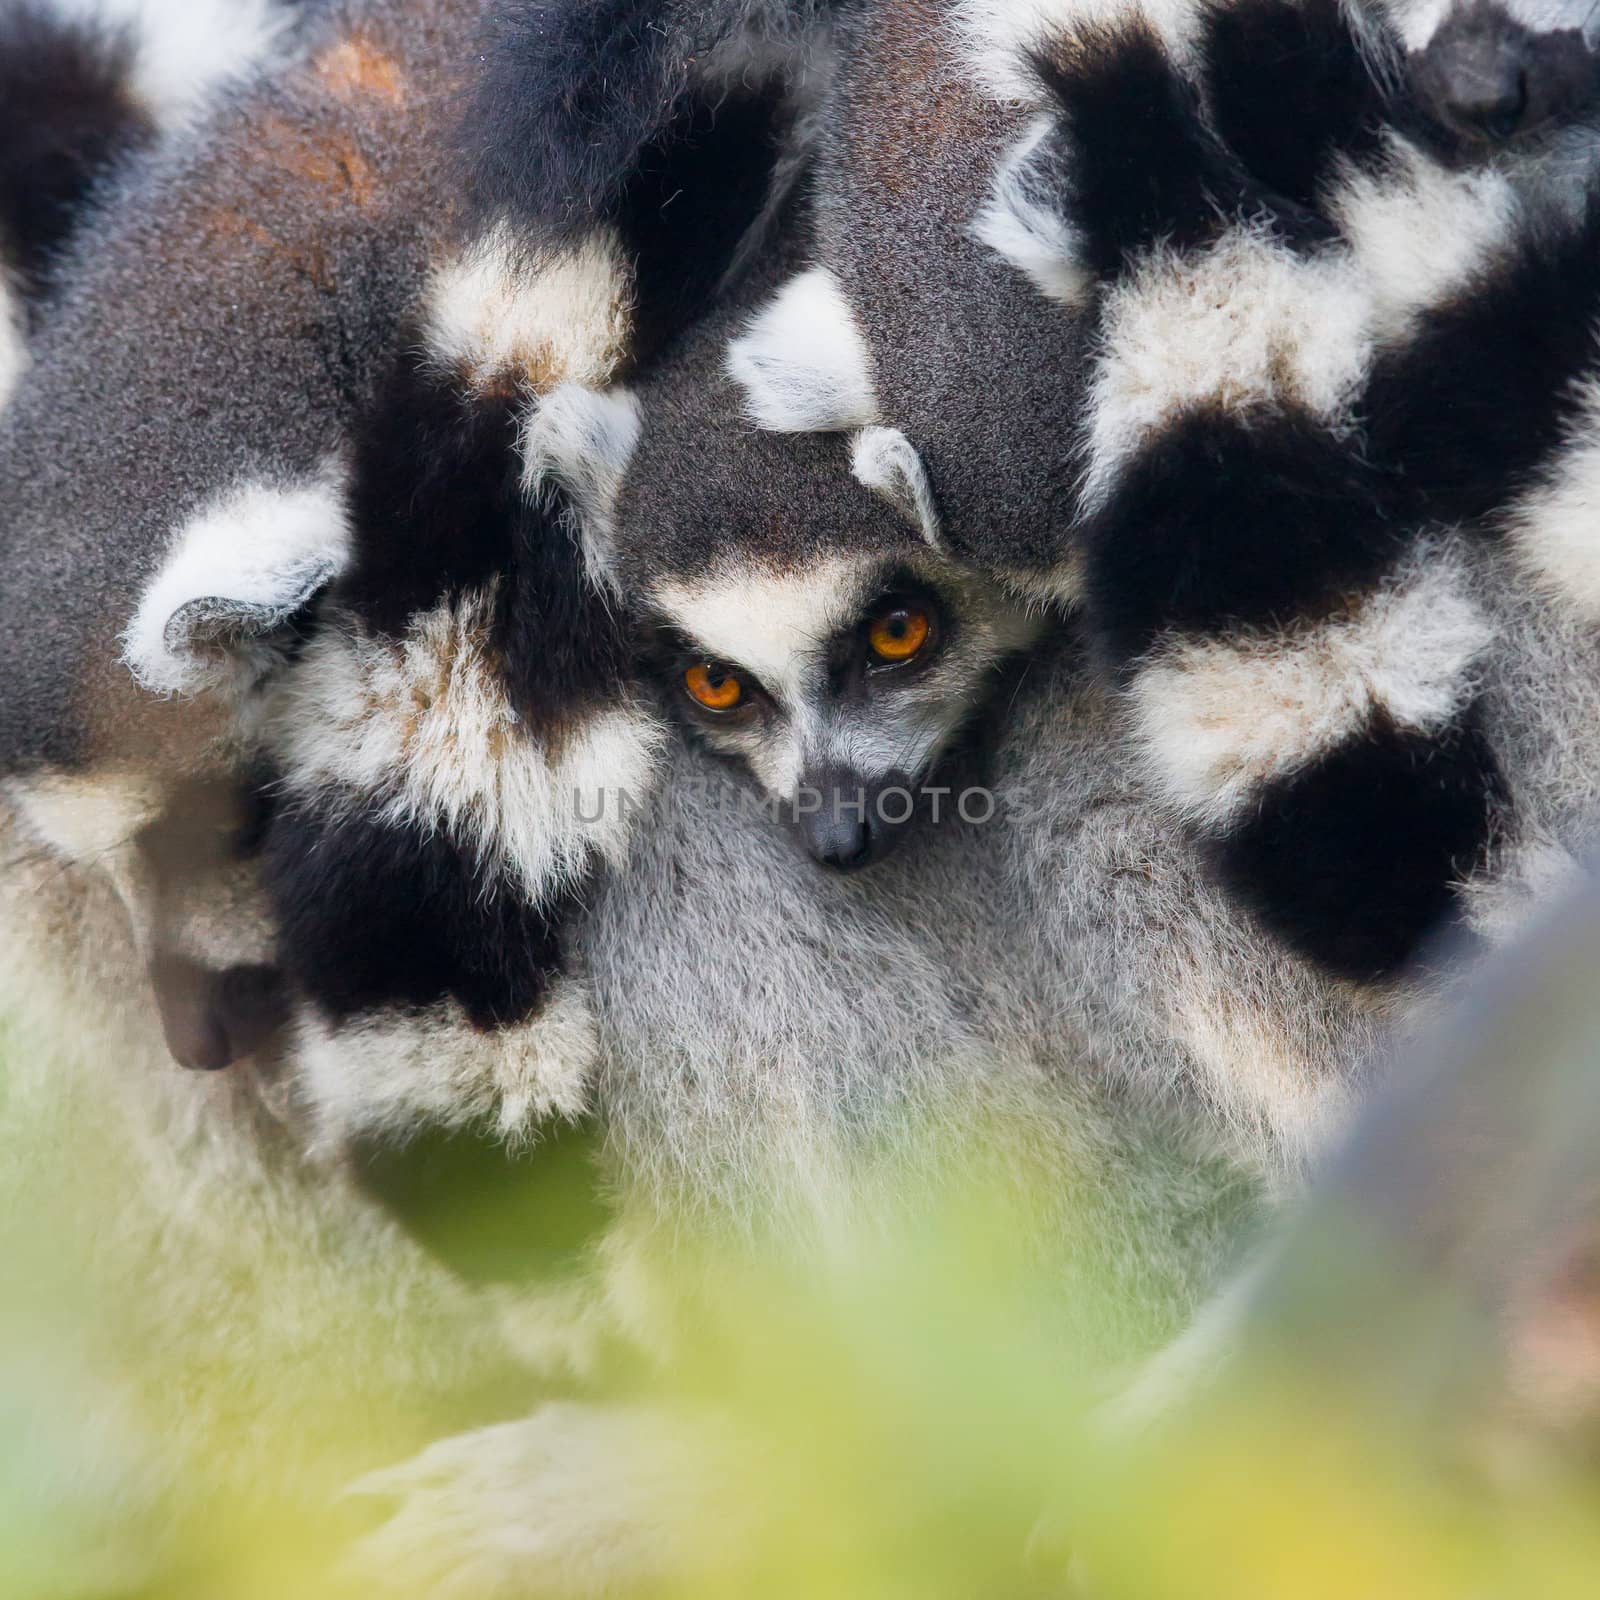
684 662 743 711
868 605 932 664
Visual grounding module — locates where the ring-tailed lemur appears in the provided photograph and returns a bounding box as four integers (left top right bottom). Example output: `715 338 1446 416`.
0 4 611 1532
203 0 1600 1267
0 9 821 1567
520 206 1378 1196
665 0 1559 985
483 0 1598 992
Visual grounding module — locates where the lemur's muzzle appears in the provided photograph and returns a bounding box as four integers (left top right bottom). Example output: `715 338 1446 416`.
1412 5 1599 143
795 766 917 872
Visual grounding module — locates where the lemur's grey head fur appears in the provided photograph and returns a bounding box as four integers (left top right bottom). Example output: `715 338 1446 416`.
533 260 1042 872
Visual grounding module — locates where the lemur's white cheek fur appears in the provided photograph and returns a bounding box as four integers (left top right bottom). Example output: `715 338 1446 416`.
653 558 878 706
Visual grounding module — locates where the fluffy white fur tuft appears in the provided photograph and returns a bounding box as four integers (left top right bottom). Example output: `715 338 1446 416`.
652 557 884 713
1132 553 1493 825
425 226 632 393
1083 227 1372 511
521 383 642 582
973 116 1092 306
122 460 351 697
725 268 880 433
1503 376 1600 615
271 589 666 898
296 979 596 1148
850 426 942 546
1332 137 1518 344
951 0 1203 101
54 0 298 123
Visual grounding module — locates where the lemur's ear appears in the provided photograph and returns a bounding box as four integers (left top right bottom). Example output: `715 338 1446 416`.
851 426 943 548
726 267 881 433
123 464 350 695
521 383 642 584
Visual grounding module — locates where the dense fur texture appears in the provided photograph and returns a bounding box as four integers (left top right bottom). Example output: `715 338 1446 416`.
0 3 151 310
649 0 1513 980
445 0 1600 998
962 0 1534 980
0 0 297 404
0 0 446 1083
815 0 1093 586
0 0 476 778
12 3 1600 1591
239 22 840 1165
445 0 1600 1124
460 0 837 242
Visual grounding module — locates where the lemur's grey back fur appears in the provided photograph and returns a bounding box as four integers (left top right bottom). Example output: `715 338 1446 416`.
0 0 462 775
0 1 313 403
810 0 1091 583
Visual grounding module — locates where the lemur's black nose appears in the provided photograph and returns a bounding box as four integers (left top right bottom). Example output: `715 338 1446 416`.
797 768 915 872
1412 9 1598 144
806 807 874 871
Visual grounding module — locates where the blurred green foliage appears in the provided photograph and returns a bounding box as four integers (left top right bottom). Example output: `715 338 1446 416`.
2 1022 1597 1600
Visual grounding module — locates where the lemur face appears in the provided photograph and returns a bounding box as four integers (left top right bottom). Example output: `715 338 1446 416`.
522 242 1051 872
649 550 1039 869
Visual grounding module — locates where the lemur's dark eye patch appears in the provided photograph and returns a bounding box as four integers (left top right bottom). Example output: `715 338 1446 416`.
866 597 937 667
684 661 745 711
